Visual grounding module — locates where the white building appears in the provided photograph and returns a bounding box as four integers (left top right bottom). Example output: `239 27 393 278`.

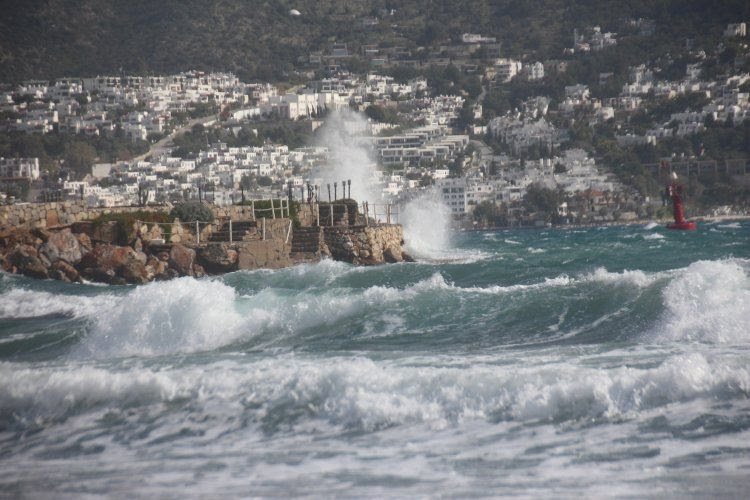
0 157 40 180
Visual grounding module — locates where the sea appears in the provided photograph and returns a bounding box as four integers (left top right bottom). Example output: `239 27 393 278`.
1 219 749 498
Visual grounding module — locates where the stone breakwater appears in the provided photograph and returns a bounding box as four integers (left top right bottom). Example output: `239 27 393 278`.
323 225 413 265
0 202 411 285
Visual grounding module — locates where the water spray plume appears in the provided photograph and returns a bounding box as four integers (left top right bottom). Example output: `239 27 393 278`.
314 109 379 204
401 189 454 259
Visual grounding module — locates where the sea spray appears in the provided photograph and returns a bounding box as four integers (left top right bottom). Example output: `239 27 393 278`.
400 189 453 259
2 223 750 497
314 109 380 204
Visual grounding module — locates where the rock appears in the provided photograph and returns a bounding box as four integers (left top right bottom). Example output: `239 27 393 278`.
75 232 93 252
168 243 196 276
120 258 148 284
384 247 403 263
79 244 147 284
39 229 83 265
31 228 51 243
50 260 81 283
192 263 206 278
197 243 239 274
46 209 60 228
80 244 131 270
92 220 121 245
156 268 180 281
401 251 416 263
145 256 168 281
8 245 49 279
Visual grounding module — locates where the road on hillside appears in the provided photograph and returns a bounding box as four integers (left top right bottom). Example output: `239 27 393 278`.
128 114 219 164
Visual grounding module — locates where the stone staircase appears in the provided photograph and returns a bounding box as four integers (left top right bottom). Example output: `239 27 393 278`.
290 226 323 263
208 220 258 242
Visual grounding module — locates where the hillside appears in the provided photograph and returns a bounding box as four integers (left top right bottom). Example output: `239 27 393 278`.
1 0 749 83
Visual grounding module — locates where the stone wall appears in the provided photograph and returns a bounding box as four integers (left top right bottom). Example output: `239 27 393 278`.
323 224 407 265
0 202 169 229
0 201 295 230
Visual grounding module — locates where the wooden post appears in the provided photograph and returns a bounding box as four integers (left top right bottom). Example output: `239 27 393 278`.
262 217 266 240
251 200 255 221
195 221 200 244
365 202 369 227
387 204 391 224
229 219 233 243
330 203 334 226
272 199 276 219
316 203 320 226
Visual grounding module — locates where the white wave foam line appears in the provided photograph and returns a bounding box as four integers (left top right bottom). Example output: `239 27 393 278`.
718 222 741 229
3 352 747 429
0 288 118 319
657 259 750 344
581 267 665 288
644 221 659 230
78 278 248 358
642 233 665 240
0 363 184 422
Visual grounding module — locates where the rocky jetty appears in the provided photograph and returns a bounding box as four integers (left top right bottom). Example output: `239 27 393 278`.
0 224 211 284
0 201 413 285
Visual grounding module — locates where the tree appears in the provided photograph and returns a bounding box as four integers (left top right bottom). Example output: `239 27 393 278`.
257 175 273 187
64 141 96 178
523 183 561 216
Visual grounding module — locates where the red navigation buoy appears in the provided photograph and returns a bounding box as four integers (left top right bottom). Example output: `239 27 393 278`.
665 173 697 230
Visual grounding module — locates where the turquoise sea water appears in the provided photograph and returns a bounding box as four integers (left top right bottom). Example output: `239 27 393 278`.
1 220 749 497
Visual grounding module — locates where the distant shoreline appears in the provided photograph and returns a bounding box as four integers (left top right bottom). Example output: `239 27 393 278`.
462 214 749 231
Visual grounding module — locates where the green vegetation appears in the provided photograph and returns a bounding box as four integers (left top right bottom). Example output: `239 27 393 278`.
91 210 171 245
170 202 214 223
4 1 747 84
0 132 148 178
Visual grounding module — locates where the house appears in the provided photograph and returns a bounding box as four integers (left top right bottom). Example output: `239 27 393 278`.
724 23 747 38
0 157 40 180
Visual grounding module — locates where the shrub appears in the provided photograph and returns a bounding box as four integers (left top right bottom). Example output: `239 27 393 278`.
91 210 171 245
170 202 214 223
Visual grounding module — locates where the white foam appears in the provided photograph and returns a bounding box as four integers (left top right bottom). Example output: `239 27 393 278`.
643 233 665 240
0 288 117 318
644 222 659 230
0 363 184 421
78 278 248 358
718 222 741 229
4 352 747 430
657 259 750 344
400 191 454 259
582 267 663 288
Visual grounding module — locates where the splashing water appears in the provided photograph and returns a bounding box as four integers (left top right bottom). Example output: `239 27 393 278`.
314 109 380 204
400 190 455 260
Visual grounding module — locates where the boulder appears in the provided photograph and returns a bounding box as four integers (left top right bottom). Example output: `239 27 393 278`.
168 243 196 276
145 256 168 281
120 258 148 284
50 260 81 283
79 244 148 284
80 244 132 270
7 245 49 279
75 232 93 252
39 229 83 265
384 246 403 263
197 243 239 274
